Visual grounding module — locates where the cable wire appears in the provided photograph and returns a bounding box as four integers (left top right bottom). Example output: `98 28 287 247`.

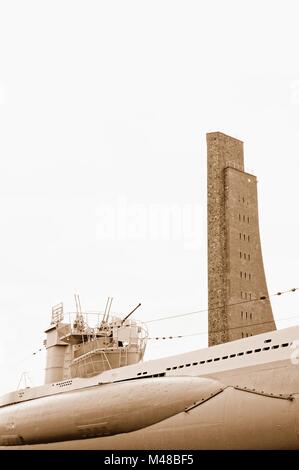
148 313 299 340
145 287 299 324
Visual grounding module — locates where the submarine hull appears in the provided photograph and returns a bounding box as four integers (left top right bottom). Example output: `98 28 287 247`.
0 377 221 446
1 376 299 449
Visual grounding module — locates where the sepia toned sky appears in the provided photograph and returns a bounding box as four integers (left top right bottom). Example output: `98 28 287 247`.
0 0 299 395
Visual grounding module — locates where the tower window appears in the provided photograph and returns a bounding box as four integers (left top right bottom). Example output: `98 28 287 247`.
250 313 252 319
249 293 252 300
242 332 244 338
241 311 243 318
245 311 248 319
243 234 246 241
243 197 245 203
244 253 246 259
248 254 251 261
239 233 242 239
240 271 242 278
239 214 241 221
248 235 250 242
248 217 250 223
249 273 251 280
240 251 242 258
243 215 245 222
244 272 247 279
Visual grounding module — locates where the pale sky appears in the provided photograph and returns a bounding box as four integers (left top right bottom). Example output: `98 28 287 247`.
0 0 299 395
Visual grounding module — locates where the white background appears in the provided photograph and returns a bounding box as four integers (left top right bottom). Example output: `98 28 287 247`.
0 0 299 395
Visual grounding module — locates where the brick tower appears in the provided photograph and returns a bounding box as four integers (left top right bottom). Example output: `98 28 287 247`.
207 132 276 346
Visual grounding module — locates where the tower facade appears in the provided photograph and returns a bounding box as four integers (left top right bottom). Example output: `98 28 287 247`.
207 132 276 346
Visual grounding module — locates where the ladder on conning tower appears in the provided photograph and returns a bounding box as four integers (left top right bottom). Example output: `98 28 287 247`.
119 347 128 368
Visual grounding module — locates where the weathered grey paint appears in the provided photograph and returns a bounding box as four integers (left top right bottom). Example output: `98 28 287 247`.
1 325 299 449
